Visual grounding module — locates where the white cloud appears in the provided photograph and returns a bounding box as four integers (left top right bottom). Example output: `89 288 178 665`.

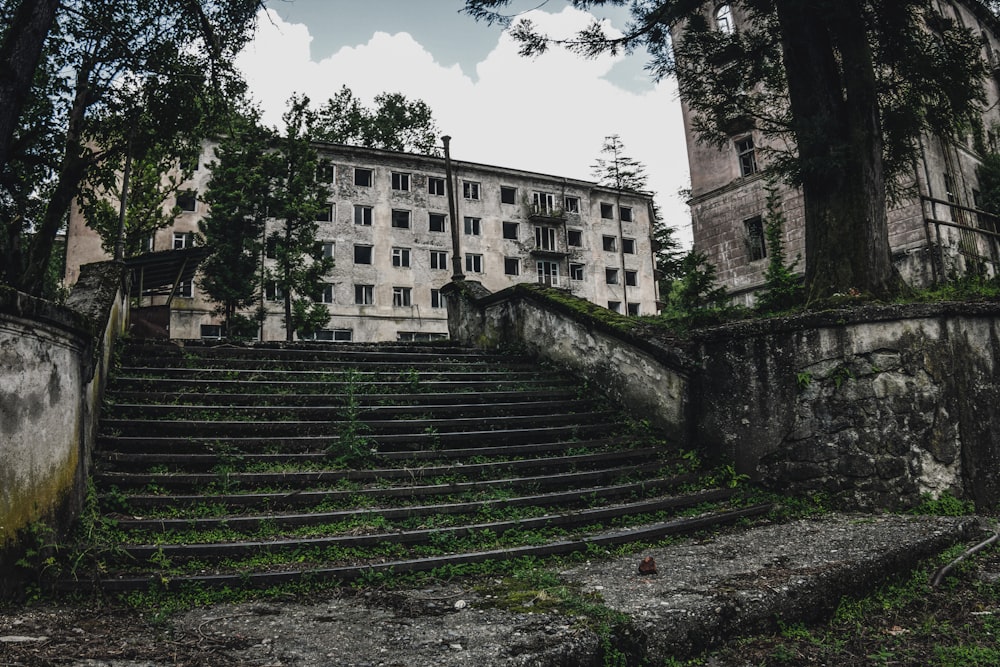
236 7 691 244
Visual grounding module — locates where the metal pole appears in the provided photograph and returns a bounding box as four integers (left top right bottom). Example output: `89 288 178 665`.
442 135 464 280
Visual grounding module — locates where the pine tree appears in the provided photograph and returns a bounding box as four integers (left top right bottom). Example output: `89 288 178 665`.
269 95 335 341
199 111 276 339
755 180 802 313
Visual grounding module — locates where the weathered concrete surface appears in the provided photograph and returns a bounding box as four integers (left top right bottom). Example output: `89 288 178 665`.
0 514 979 666
0 262 127 593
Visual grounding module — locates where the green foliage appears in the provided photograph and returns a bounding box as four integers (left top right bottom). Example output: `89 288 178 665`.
270 95 336 341
910 492 975 516
1 0 261 295
313 85 441 155
199 108 275 336
795 372 812 390
755 180 802 313
657 250 734 329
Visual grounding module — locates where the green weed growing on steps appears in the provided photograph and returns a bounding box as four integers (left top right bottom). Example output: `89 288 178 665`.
326 369 378 466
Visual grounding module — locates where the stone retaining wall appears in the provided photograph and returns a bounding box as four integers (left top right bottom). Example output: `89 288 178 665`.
445 280 1000 510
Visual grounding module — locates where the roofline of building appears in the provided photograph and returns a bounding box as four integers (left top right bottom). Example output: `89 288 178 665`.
309 140 656 203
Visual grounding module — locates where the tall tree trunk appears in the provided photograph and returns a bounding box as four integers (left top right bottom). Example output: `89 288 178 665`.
0 0 59 178
774 0 901 302
20 65 95 294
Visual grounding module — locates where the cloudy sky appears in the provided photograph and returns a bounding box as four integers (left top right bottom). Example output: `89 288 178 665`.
237 0 692 244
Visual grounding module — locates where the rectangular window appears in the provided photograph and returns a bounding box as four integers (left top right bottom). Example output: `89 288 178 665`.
600 203 614 219
315 283 334 303
465 253 483 273
431 289 446 309
354 244 373 264
392 286 412 307
625 270 638 287
535 226 557 251
608 301 622 313
622 238 636 254
302 328 353 342
620 206 633 222
606 268 619 285
265 236 277 258
567 230 583 247
354 167 373 186
317 160 335 182
177 281 194 298
570 263 584 281
564 196 580 213
428 177 446 196
464 216 481 235
429 212 447 232
463 181 481 200
315 241 335 259
392 246 411 268
266 282 284 301
533 192 555 215
200 324 222 340
500 186 517 204
315 203 334 222
392 209 411 229
430 250 449 270
354 284 374 305
627 302 640 316
745 215 766 261
536 260 559 286
502 221 519 240
354 205 373 226
602 235 617 252
176 190 197 212
504 257 520 276
173 231 194 249
391 171 410 191
736 137 758 177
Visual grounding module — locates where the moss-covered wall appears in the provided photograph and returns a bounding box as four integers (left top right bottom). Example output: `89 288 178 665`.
446 281 1000 510
0 262 128 592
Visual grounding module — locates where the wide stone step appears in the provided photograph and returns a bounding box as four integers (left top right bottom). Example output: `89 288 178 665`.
97 423 623 454
104 397 601 421
119 489 737 561
63 505 773 593
121 342 504 364
94 436 636 472
106 388 580 407
95 448 660 490
107 462 667 512
108 376 576 395
108 474 703 534
100 411 620 437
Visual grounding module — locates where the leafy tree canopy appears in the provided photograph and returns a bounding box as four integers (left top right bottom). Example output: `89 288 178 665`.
0 0 263 296
463 0 990 302
313 85 442 156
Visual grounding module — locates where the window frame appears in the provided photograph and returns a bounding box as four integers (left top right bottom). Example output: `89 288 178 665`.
736 136 758 177
353 244 373 265
392 286 412 307
428 176 446 196
354 204 373 226
500 186 517 205
391 246 411 268
429 212 447 232
463 180 481 200
465 253 483 273
569 263 585 281
504 257 520 276
463 216 481 236
605 268 620 285
354 167 373 187
622 238 636 254
430 250 449 270
354 284 374 305
390 171 411 192
502 221 519 240
602 235 617 252
391 209 411 229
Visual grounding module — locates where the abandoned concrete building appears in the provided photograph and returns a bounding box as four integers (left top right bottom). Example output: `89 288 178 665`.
64 142 658 341
680 1 1000 305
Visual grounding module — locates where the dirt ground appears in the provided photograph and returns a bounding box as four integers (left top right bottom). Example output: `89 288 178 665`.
1 514 992 667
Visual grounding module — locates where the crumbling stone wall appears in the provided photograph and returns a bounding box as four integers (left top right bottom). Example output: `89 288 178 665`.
690 303 1000 510
446 280 1000 511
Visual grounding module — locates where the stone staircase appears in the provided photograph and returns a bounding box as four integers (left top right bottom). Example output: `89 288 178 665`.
68 340 770 593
